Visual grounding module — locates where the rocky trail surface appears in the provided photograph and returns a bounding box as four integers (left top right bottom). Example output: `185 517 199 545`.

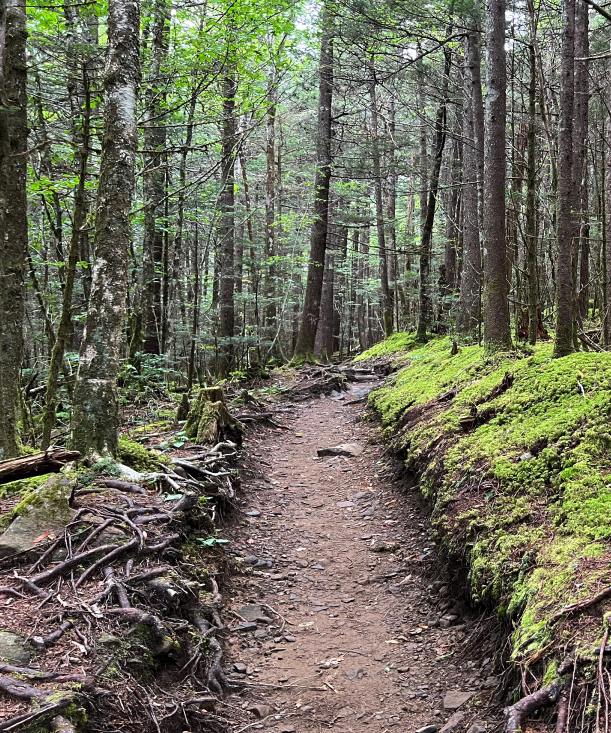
224 380 504 733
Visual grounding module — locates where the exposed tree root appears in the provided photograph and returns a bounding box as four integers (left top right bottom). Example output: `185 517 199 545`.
504 682 561 733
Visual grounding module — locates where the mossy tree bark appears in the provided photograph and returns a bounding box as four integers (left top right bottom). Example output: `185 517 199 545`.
525 8 538 346
69 0 141 457
553 0 575 358
293 0 334 362
482 0 513 352
0 0 28 459
183 387 242 446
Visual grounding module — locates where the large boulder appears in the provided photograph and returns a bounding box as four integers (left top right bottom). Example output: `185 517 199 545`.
0 473 76 559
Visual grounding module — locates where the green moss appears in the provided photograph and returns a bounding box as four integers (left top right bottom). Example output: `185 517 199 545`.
369 335 611 668
117 438 166 472
0 473 52 500
354 332 421 361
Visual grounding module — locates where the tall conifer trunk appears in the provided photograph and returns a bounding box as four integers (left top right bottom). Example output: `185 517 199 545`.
294 0 333 361
482 0 513 351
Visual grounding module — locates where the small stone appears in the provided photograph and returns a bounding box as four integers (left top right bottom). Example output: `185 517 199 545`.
233 622 258 633
188 697 216 712
317 443 364 457
439 712 466 733
280 727 296 733
243 555 259 565
443 691 473 710
278 676 289 683
439 619 450 629
397 666 410 673
246 510 261 517
310 564 325 570
427 616 440 628
335 707 355 719
341 598 355 603
249 704 273 719
415 726 439 733
284 635 296 642
254 629 268 639
520 451 533 461
466 725 487 733
373 653 385 661
234 662 247 673
289 594 299 600
337 501 357 508
346 667 364 680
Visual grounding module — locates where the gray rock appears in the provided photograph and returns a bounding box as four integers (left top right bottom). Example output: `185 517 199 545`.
520 451 533 462
0 474 76 559
317 443 364 458
443 691 473 710
233 622 258 633
439 712 466 733
234 662 247 673
237 604 269 622
416 726 439 733
481 676 499 689
284 635 296 642
345 667 364 680
254 629 268 639
337 501 357 508
427 616 440 627
243 555 259 565
0 631 31 665
249 704 273 719
98 634 122 646
246 510 261 517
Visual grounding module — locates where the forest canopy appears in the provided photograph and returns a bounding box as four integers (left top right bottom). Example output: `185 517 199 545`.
0 0 606 458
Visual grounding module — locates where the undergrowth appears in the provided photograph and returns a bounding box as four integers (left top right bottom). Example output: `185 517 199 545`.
363 335 611 667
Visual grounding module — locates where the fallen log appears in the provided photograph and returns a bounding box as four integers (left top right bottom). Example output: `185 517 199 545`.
0 448 81 485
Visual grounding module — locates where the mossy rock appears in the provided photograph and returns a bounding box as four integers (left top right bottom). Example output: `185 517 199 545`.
184 387 243 445
117 438 167 472
0 473 76 559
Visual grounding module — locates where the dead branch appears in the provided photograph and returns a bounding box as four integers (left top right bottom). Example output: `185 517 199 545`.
0 448 81 484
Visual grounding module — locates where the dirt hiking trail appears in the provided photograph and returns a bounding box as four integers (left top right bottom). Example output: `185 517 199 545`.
224 381 503 733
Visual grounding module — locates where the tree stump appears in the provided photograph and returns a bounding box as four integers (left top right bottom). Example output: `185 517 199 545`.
184 387 242 445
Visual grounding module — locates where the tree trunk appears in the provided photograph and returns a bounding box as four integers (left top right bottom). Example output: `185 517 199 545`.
416 49 450 342
525 26 538 346
553 0 576 357
368 56 393 337
573 0 589 322
0 0 28 458
483 0 513 351
41 66 92 449
129 0 169 359
457 31 482 335
69 0 140 457
264 63 277 340
293 0 333 362
217 69 237 377
314 252 334 361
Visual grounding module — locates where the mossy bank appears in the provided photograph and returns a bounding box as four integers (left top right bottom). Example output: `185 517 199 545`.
363 335 611 673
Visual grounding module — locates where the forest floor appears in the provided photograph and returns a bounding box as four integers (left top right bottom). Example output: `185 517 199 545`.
223 379 504 733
